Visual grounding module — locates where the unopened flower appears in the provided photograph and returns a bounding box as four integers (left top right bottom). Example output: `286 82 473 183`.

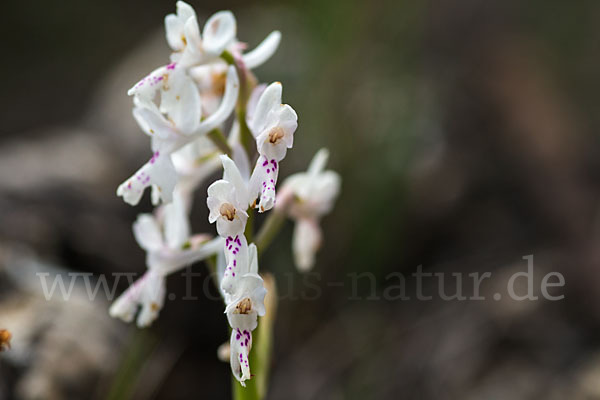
278 149 341 271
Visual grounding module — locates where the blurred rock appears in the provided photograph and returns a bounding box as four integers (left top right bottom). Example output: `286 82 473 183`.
0 245 128 400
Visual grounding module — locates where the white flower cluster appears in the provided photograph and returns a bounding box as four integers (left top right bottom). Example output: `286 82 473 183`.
109 1 340 387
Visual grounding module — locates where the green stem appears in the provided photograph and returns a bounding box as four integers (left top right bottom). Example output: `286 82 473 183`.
207 128 232 156
245 207 255 243
255 210 287 255
220 50 236 66
221 50 256 157
237 108 256 157
106 329 157 400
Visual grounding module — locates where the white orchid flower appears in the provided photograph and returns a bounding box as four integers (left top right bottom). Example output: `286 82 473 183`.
110 190 224 327
248 82 297 162
165 3 236 67
117 65 239 206
217 244 266 386
224 244 266 317
207 155 251 237
244 82 298 212
164 1 197 52
278 148 341 271
166 2 281 70
109 269 166 328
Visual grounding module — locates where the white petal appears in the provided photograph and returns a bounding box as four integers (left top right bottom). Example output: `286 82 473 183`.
176 1 196 23
165 14 185 50
207 186 227 223
292 218 322 272
133 107 177 146
245 84 267 126
231 142 251 182
136 271 166 327
242 31 281 69
203 11 237 55
216 246 227 297
150 236 224 275
133 214 163 252
160 67 201 134
109 271 166 327
109 282 141 323
277 104 298 148
249 82 282 135
128 65 172 109
178 16 203 67
207 178 235 201
216 216 247 238
229 327 253 386
220 155 249 208
308 148 329 175
117 150 178 206
248 243 258 274
310 170 342 215
151 185 162 206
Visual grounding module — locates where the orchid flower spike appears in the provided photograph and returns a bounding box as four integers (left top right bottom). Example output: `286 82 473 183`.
278 149 341 271
112 2 343 389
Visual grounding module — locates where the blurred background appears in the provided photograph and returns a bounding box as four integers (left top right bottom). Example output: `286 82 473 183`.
3 0 600 399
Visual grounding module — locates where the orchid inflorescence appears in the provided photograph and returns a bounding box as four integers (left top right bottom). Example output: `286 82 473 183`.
109 1 341 387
